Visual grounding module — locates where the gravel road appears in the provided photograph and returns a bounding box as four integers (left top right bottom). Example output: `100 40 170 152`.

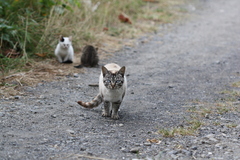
1 0 240 159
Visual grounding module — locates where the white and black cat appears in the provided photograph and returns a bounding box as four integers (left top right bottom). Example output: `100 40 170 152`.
54 35 74 63
75 45 99 68
77 63 127 119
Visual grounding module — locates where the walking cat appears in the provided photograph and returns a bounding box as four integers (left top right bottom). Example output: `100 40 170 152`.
77 63 127 119
75 45 99 68
54 35 74 63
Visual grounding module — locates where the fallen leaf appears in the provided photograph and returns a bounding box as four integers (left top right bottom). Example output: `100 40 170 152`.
35 53 47 57
103 27 109 31
147 138 161 144
118 13 132 24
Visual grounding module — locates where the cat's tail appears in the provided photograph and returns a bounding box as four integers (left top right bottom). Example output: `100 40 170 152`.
77 93 103 109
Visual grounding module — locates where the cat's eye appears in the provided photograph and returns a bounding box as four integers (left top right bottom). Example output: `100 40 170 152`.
116 80 122 84
104 80 111 83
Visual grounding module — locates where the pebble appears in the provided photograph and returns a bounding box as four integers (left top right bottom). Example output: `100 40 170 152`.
60 99 65 102
66 129 75 134
191 146 198 150
205 113 210 119
143 142 152 146
215 143 227 149
120 147 127 153
119 123 124 127
130 147 141 153
51 114 57 118
73 73 79 78
204 134 219 143
0 112 5 117
182 149 192 156
14 96 20 99
168 150 179 155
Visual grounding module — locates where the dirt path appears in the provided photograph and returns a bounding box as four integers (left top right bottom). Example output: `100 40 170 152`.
1 0 240 159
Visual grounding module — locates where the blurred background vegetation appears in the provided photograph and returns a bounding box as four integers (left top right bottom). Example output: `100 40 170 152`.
0 0 187 77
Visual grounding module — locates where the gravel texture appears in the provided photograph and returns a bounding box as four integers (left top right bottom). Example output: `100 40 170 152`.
1 0 240 159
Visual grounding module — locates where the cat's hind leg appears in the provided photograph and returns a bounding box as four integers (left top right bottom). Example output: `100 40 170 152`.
111 101 121 120
102 101 111 117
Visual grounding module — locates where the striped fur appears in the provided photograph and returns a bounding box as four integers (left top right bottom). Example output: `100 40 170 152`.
77 93 103 109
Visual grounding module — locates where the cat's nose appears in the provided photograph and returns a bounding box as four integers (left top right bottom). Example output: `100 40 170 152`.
111 83 115 88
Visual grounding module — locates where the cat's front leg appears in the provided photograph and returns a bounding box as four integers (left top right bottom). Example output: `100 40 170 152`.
102 101 110 117
56 55 63 63
111 101 121 120
63 54 71 62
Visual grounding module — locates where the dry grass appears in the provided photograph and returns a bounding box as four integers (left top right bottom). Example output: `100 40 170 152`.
159 88 240 138
158 120 202 137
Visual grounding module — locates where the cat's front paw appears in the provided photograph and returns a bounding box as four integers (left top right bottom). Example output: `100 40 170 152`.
102 112 110 117
111 114 120 120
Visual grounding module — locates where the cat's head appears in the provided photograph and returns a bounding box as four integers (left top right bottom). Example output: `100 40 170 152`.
102 66 125 89
59 35 72 49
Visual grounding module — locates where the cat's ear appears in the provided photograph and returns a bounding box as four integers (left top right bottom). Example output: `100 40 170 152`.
59 35 64 42
118 66 125 76
102 66 109 77
69 36 72 41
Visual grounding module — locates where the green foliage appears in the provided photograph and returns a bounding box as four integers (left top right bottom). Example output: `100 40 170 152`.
0 0 81 71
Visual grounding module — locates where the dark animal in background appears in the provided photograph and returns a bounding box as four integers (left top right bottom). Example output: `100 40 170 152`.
75 45 99 68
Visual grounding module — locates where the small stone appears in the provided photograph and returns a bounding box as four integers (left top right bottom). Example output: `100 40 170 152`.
73 73 79 78
191 146 198 150
170 154 179 160
168 150 179 155
120 147 127 153
30 110 38 114
215 143 225 149
168 85 174 88
143 142 152 146
0 112 5 117
205 113 210 119
130 147 141 153
182 149 192 156
14 96 20 99
60 99 65 102
39 95 46 99
204 134 219 143
134 143 141 146
66 129 75 134
51 115 57 118
80 147 86 151
119 123 124 127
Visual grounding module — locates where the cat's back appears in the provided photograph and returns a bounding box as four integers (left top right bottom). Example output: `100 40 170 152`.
81 45 98 67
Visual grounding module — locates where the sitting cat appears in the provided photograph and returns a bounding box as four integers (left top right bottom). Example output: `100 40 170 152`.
74 45 99 68
77 63 127 119
54 35 74 63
